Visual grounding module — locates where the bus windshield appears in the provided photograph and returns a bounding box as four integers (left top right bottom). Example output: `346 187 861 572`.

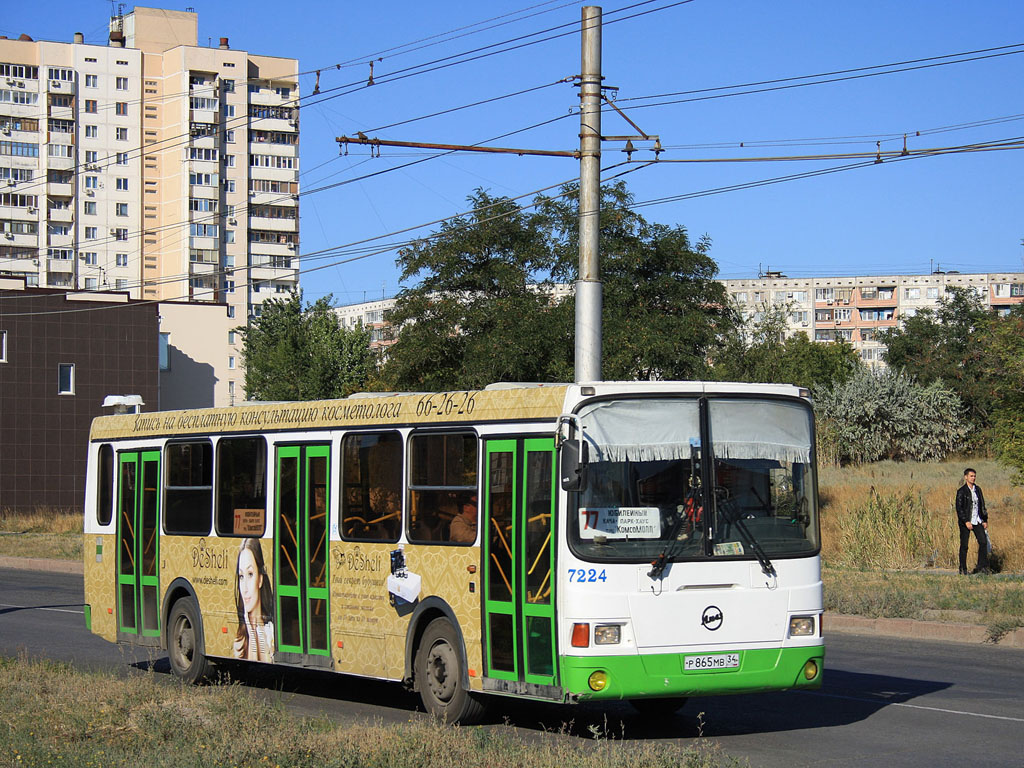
569 397 819 562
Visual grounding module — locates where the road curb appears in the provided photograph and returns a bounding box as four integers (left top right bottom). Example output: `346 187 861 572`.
828 613 1024 648
0 555 83 575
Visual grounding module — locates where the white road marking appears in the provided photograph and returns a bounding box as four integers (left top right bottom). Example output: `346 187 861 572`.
0 603 84 615
804 690 1024 723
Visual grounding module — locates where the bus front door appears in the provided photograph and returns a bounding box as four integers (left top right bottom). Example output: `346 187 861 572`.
116 449 161 645
483 438 558 694
274 444 332 667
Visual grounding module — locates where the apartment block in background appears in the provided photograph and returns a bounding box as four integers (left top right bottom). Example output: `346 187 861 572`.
721 271 1024 366
0 6 299 404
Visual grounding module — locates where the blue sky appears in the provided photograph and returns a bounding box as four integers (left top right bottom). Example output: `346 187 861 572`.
5 1 1023 305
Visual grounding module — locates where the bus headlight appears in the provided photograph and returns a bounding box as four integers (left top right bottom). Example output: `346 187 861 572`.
789 615 816 637
594 624 621 645
588 670 608 691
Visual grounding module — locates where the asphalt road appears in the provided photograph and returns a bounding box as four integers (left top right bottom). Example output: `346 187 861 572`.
2 566 1022 767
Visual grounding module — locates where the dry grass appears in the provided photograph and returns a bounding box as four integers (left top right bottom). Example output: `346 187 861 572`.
819 459 1024 572
0 655 744 768
0 507 82 561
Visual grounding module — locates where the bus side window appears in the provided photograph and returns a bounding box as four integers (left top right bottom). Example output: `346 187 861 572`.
407 432 477 545
215 436 267 537
341 432 402 542
165 440 213 535
97 444 114 526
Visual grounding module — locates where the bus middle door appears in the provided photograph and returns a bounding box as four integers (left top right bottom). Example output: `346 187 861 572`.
275 443 332 667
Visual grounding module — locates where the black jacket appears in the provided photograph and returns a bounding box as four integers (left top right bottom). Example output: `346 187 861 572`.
955 483 987 524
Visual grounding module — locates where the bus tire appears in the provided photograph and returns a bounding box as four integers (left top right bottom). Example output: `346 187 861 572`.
414 617 485 724
166 597 210 684
630 697 688 717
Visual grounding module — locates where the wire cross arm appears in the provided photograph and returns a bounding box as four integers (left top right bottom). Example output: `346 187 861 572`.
335 135 579 158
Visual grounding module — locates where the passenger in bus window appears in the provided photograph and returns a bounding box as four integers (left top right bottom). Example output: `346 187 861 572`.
450 494 478 543
233 538 275 662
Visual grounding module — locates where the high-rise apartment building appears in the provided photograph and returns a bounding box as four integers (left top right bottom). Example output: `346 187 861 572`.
0 7 299 397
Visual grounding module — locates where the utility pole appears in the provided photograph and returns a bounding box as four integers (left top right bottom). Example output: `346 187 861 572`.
576 6 602 384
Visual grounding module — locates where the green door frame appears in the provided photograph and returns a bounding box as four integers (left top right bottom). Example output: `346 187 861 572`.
483 438 558 688
275 443 331 661
116 449 161 640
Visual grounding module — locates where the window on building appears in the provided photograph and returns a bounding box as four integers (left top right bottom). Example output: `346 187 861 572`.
84 125 97 138
85 150 98 163
159 332 170 371
164 441 213 535
116 77 128 90
113 228 128 241
85 175 98 188
407 432 477 544
223 154 234 167
228 330 236 344
115 279 128 290
222 104 235 117
58 363 75 395
222 79 235 93
222 179 235 192
84 99 97 113
84 277 97 290
83 252 97 265
224 231 234 244
85 74 98 88
115 203 128 217
84 202 96 216
215 437 268 536
228 355 236 369
904 287 921 300
115 127 128 141
85 226 97 239
115 152 128 165
224 129 235 143
275 87 290 99
116 177 129 191
116 253 128 266
341 432 403 542
227 305 235 318
115 102 128 116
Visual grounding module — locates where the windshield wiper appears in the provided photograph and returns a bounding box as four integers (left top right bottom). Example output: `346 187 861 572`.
715 488 776 578
648 444 703 580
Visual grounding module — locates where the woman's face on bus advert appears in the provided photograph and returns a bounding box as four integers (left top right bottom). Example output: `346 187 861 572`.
238 547 262 616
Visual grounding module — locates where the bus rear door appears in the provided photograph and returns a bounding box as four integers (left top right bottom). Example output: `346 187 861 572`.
116 449 161 645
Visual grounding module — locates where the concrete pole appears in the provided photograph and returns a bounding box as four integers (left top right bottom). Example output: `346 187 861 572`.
576 6 602 383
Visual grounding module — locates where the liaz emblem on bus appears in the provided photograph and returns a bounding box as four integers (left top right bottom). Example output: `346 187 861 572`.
579 507 661 539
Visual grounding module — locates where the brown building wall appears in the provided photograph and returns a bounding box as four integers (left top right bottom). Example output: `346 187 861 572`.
0 288 158 512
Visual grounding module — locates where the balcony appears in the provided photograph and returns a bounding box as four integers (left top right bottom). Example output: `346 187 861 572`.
189 235 219 251
1 231 37 247
189 184 219 200
189 260 218 276
47 181 73 196
47 207 73 223
47 256 75 273
249 215 296 232
46 79 76 95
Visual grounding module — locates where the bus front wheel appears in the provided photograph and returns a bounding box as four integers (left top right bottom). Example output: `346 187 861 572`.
166 597 210 684
414 617 485 724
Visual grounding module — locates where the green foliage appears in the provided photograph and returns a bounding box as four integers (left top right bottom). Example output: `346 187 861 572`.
987 307 1024 483
831 489 942 570
712 301 861 390
241 292 374 401
541 181 734 381
815 367 971 464
880 286 997 425
380 182 733 389
380 189 571 390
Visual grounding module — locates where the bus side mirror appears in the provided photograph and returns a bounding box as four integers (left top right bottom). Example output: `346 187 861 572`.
560 439 588 492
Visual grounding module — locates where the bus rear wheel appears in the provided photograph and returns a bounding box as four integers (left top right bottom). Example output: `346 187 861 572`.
166 597 210 684
415 617 485 724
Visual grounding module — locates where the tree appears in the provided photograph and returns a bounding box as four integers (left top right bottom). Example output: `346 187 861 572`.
539 181 735 381
880 286 997 426
712 301 861 390
814 367 971 465
986 306 1024 482
241 292 374 401
379 189 572 391
379 182 734 389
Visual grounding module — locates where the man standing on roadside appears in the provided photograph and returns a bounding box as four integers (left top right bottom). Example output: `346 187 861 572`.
955 468 989 575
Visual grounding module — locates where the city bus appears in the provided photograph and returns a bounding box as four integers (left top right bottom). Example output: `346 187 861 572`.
83 381 823 722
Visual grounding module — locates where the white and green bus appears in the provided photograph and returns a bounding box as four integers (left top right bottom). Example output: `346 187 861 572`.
84 380 823 722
